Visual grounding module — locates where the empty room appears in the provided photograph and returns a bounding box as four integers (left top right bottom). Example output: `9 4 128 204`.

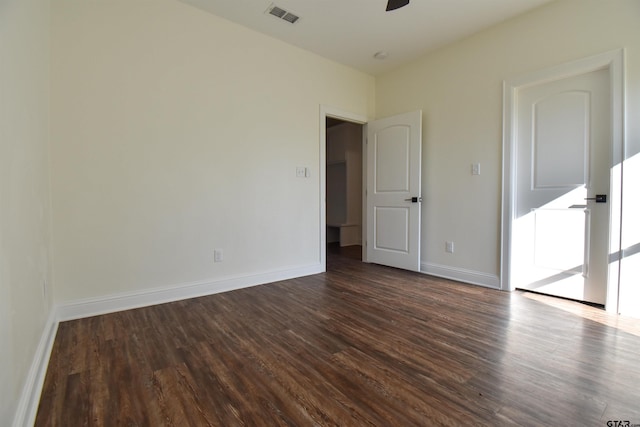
2 0 640 425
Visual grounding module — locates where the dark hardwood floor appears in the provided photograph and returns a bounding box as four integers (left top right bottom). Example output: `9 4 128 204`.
36 246 640 426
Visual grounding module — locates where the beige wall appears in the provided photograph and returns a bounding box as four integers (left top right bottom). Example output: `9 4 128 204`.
5 0 638 423
51 0 374 303
0 0 53 424
375 0 640 315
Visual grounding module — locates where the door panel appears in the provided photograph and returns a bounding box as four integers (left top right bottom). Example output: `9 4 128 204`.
533 208 587 271
375 127 410 192
374 207 410 252
533 91 589 188
366 111 422 271
513 69 609 304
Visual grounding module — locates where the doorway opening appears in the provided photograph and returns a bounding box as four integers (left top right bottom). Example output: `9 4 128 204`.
320 106 423 273
325 117 365 269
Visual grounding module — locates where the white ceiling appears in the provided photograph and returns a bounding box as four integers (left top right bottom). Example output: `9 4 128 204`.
179 0 553 75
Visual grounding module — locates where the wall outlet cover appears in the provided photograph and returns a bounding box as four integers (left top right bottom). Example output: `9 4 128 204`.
445 241 454 253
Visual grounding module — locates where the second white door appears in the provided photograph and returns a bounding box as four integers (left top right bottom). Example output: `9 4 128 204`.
512 68 611 305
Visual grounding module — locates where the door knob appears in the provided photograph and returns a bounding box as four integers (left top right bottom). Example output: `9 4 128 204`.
584 194 607 203
404 197 422 203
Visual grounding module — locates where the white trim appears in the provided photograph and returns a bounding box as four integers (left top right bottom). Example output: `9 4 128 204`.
421 262 500 289
15 264 322 425
501 49 625 313
13 310 59 427
57 263 321 321
319 105 368 270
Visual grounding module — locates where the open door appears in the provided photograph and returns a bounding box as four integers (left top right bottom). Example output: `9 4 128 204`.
366 111 422 271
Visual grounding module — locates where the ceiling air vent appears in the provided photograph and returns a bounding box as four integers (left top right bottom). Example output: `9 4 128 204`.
266 4 300 24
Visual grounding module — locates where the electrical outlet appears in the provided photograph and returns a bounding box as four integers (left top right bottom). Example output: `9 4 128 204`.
214 249 224 262
445 241 454 253
471 163 481 175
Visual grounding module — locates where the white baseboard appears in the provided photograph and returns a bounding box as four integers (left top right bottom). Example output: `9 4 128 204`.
421 262 500 289
13 310 59 427
57 263 323 321
11 261 497 426
14 263 322 425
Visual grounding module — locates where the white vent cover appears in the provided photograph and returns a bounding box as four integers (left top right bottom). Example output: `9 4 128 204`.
265 4 300 24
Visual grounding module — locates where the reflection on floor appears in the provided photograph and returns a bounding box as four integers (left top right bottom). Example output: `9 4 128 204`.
520 289 640 337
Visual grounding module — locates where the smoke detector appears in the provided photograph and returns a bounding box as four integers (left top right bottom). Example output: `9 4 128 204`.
373 51 389 60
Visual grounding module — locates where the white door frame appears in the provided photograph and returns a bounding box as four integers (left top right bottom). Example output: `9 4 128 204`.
319 105 368 272
501 49 625 313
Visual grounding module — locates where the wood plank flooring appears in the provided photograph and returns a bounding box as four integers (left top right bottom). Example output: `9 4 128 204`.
35 246 640 426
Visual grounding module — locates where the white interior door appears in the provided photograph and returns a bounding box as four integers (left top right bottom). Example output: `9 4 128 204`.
366 111 422 271
512 68 610 305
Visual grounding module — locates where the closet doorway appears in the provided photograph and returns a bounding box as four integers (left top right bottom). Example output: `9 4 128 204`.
325 117 364 265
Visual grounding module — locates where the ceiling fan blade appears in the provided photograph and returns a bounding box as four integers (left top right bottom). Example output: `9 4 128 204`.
386 0 409 11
